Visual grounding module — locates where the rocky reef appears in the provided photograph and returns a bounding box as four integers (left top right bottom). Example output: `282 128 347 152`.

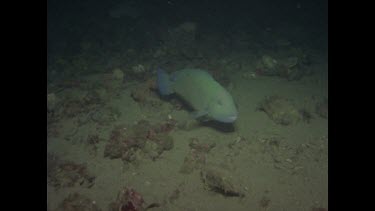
104 119 177 164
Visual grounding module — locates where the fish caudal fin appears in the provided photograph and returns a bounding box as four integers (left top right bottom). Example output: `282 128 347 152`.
157 68 174 95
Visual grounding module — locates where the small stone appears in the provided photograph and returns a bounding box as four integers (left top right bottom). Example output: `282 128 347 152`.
112 68 124 82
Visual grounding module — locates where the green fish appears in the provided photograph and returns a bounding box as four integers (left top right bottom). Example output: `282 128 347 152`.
157 68 238 123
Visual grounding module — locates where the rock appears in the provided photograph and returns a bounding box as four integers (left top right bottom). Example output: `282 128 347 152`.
189 138 216 153
142 141 160 160
152 133 174 151
130 81 162 107
255 55 279 76
278 56 304 80
256 55 306 80
262 55 278 70
104 120 175 164
112 68 124 82
104 124 147 161
180 150 204 174
200 167 245 197
180 138 215 174
258 95 301 125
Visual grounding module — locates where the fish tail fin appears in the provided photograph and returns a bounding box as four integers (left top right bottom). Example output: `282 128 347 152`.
157 68 174 95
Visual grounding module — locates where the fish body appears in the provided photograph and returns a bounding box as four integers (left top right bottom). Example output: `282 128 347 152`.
157 68 238 123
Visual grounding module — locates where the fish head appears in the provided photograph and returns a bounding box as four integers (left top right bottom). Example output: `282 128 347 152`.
208 90 238 123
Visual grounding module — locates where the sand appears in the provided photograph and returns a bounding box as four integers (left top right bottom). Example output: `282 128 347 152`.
47 53 327 211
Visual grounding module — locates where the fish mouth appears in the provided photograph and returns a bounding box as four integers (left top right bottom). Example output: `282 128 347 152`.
227 115 237 122
219 115 237 123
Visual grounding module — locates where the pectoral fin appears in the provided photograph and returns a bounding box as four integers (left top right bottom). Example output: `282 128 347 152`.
190 110 210 121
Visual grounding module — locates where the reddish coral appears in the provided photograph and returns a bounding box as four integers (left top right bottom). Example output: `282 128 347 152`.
120 188 145 211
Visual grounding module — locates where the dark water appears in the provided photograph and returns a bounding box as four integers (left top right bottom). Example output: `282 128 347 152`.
47 0 327 81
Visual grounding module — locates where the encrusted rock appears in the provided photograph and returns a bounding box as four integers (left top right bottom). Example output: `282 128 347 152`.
258 95 302 125
200 167 245 197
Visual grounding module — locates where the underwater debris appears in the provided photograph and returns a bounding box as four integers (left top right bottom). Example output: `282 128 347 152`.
55 193 101 211
47 157 95 189
258 95 302 125
200 167 245 197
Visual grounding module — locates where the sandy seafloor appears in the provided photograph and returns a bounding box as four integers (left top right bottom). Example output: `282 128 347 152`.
47 51 327 211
